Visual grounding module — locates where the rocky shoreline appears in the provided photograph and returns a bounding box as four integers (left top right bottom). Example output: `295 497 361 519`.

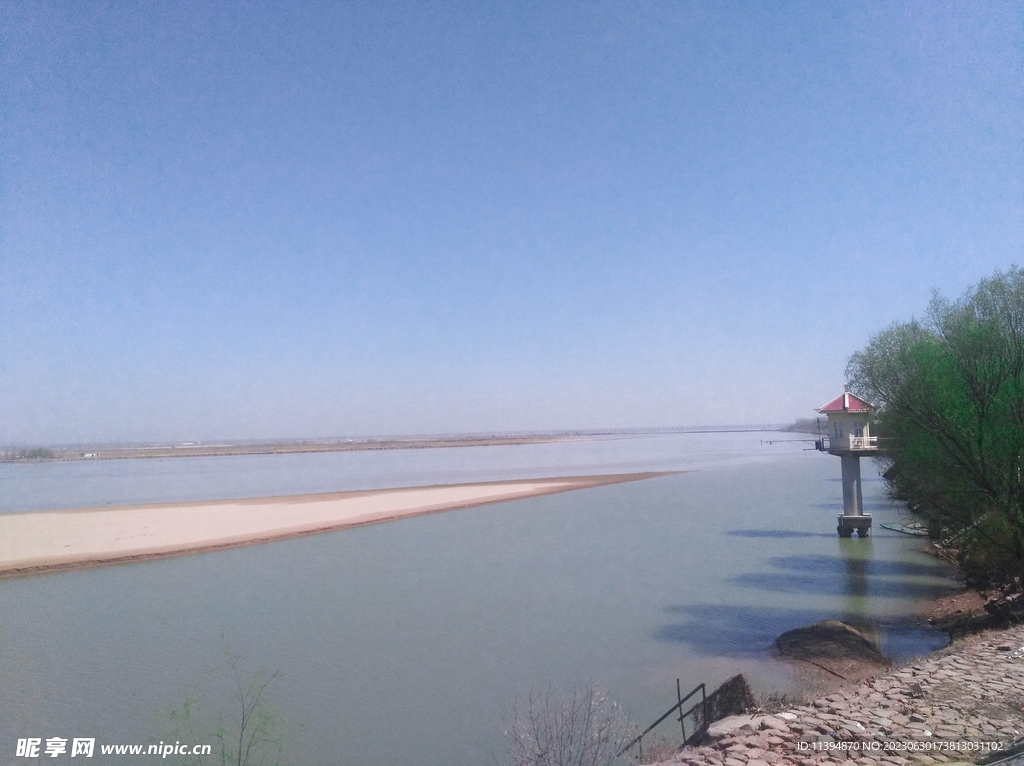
657 623 1024 766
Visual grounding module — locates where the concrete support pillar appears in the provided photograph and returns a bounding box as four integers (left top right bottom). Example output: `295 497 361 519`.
840 454 863 516
837 454 871 538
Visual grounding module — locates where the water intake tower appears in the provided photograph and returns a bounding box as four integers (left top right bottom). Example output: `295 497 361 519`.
816 389 877 537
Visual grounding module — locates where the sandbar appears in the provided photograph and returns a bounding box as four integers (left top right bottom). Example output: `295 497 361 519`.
0 472 674 578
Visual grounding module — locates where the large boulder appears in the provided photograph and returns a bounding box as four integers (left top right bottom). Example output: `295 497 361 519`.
775 620 889 683
704 674 758 723
687 674 757 736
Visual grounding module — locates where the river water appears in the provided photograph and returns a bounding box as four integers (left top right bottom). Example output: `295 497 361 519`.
0 432 957 765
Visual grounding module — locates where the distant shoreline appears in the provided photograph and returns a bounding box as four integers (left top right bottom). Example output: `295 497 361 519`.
0 471 678 578
0 427 785 463
3 433 581 462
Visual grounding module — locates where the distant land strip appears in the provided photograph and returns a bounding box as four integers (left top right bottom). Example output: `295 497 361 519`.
0 472 679 578
1 426 785 462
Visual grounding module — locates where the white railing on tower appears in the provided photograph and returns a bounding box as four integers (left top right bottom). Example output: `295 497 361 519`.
848 436 878 450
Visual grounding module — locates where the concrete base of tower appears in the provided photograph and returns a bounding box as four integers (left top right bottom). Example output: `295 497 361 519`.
837 514 872 538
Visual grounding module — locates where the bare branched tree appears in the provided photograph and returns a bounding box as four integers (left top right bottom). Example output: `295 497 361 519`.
502 685 635 766
218 659 282 766
165 654 285 766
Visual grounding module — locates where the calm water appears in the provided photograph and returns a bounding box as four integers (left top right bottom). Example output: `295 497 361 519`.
0 433 957 765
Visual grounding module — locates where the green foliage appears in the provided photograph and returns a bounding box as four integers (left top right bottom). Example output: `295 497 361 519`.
847 267 1024 589
6 448 54 459
163 655 286 766
781 417 826 435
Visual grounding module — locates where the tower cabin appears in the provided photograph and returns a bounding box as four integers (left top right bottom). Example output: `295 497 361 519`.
816 390 877 537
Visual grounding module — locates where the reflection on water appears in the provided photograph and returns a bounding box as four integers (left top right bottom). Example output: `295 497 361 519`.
728 529 833 538
843 538 872 609
0 433 957 766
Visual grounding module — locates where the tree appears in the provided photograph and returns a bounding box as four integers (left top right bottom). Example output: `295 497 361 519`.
164 655 285 766
501 685 636 766
847 267 1024 591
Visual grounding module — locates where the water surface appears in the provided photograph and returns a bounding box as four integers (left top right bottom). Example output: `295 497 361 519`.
0 433 956 765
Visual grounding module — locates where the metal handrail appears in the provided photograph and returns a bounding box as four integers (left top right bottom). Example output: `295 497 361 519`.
816 436 882 451
617 681 706 760
848 436 878 449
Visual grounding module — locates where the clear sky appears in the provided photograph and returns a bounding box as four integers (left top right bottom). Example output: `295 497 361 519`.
2 1 1022 444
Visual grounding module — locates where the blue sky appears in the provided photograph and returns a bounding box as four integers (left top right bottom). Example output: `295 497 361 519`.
2 1 1021 444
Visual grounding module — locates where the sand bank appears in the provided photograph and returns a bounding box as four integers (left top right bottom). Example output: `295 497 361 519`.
0 472 672 578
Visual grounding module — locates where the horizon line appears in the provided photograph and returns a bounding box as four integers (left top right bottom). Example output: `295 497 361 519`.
1 423 794 452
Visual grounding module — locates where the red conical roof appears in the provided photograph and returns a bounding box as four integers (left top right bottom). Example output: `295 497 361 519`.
816 391 874 413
